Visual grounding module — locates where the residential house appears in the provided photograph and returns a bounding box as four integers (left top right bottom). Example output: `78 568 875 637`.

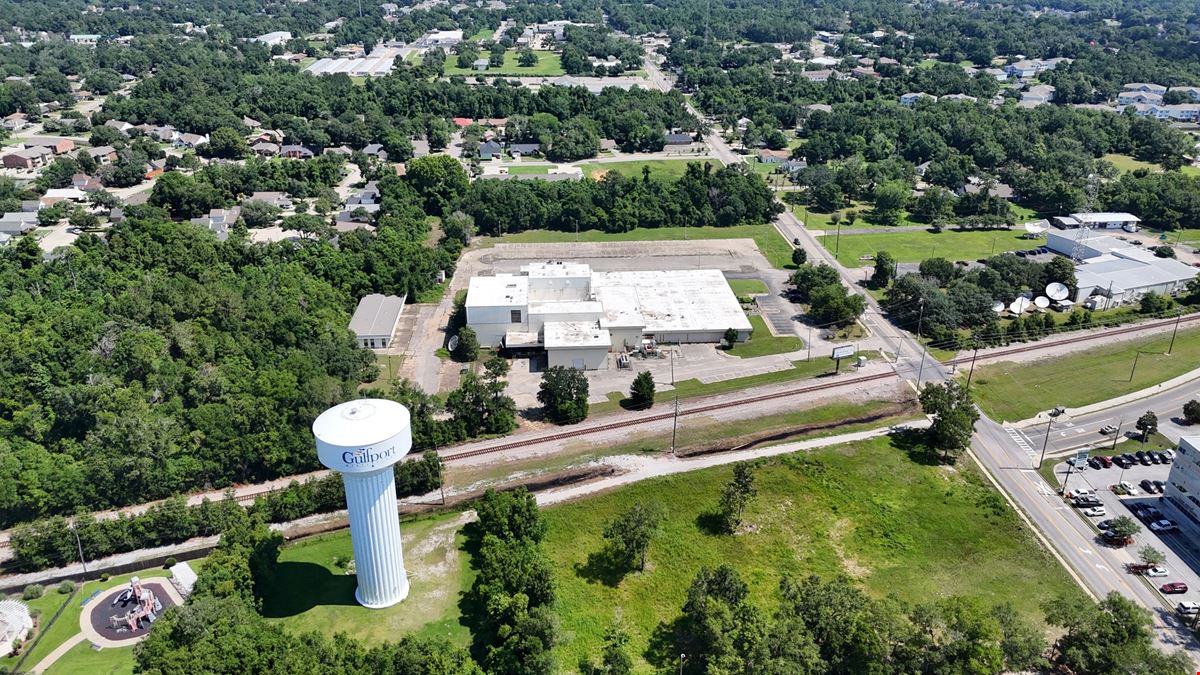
2 112 29 131
1168 86 1200 102
251 129 285 145
252 31 292 46
348 182 381 206
472 58 490 71
782 159 808 175
0 232 12 247
190 207 241 241
941 93 978 103
139 125 180 143
1020 84 1055 107
71 174 104 191
323 145 353 156
1153 104 1200 123
1118 90 1163 106
599 139 618 152
900 92 937 106
983 68 1008 81
478 140 503 159
508 143 540 158
143 158 166 179
412 139 430 157
808 56 840 68
41 187 87 206
799 69 834 83
851 67 880 79
87 145 117 165
242 116 261 129
108 207 125 223
174 133 208 149
23 137 75 155
68 34 100 45
360 144 388 160
757 148 789 164
1004 60 1042 79
452 117 473 128
279 145 314 159
0 211 39 234
245 191 293 209
251 141 281 157
1122 82 1167 95
104 119 134 135
2 147 49 170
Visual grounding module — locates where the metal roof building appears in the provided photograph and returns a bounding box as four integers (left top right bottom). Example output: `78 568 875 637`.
349 294 407 349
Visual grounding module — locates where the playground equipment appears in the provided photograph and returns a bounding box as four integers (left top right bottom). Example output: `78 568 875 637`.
107 577 163 633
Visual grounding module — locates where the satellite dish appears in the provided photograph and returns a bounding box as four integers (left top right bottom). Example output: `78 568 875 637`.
447 335 460 352
1009 297 1031 314
1034 296 1050 308
1046 282 1069 301
991 301 1005 313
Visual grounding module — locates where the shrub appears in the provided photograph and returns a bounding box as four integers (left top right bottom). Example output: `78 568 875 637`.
99 573 110 582
165 556 177 568
57 580 75 594
21 584 44 600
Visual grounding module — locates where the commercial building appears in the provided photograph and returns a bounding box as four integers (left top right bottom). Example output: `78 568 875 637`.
465 262 752 369
1165 437 1200 528
348 293 406 349
1045 230 1198 307
1051 212 1140 231
253 31 292 46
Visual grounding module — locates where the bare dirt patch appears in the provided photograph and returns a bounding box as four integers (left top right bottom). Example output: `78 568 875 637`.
829 517 871 579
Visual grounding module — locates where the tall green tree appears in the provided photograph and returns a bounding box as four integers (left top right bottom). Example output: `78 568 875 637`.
919 381 979 462
718 462 756 533
537 366 590 424
629 370 656 409
602 502 664 571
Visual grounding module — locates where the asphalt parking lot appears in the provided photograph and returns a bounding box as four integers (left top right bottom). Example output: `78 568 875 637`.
1064 457 1200 623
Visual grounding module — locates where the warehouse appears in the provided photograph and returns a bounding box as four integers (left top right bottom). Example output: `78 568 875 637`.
1073 248 1197 308
1045 229 1124 259
465 262 752 369
349 293 406 348
1052 212 1141 231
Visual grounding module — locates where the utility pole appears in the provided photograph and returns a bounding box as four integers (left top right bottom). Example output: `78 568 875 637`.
965 344 980 389
1168 310 1182 355
670 349 679 457
1128 351 1143 382
835 218 842 258
1036 414 1055 470
71 523 89 581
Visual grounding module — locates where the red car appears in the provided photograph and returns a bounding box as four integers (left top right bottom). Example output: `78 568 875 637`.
1098 456 1113 468
1161 582 1189 594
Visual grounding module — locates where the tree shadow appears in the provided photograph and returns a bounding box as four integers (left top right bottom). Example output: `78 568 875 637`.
618 398 650 411
644 615 689 670
454 521 495 663
886 429 945 466
695 509 728 536
573 546 629 587
259 562 358 618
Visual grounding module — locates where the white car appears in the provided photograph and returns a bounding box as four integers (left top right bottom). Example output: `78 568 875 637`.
1082 507 1106 518
1146 566 1169 577
1117 481 1137 495
1072 487 1097 497
1149 520 1178 532
1177 601 1200 615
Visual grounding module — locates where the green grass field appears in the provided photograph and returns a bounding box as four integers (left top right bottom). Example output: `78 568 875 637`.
727 278 768 296
819 228 1035 266
44 641 134 675
444 50 564 77
971 327 1200 422
506 165 550 175
495 223 794 270
260 513 474 647
542 434 1085 670
1103 153 1160 173
0 588 75 673
727 314 804 358
573 159 718 181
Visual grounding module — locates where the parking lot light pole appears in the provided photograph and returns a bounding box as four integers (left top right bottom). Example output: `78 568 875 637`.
1036 407 1065 470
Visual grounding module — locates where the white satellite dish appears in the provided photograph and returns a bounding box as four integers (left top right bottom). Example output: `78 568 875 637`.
448 335 460 352
1009 297 1031 314
1046 282 1069 301
991 301 1005 313
1034 296 1050 309
1023 220 1050 234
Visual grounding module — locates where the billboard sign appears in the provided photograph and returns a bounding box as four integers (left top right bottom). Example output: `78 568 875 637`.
831 345 855 360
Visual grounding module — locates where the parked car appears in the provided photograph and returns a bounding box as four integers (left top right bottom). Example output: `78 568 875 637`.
1164 449 1176 461
1112 456 1130 469
1140 454 1153 466
1097 519 1114 530
1153 480 1166 494
1177 601 1200 615
1162 582 1189 594
1141 479 1157 493
1098 455 1113 468
1074 495 1102 507
1149 519 1178 532
1088 457 1103 470
1083 506 1107 517
1156 451 1171 464
1100 424 1118 435
1015 250 1027 257
792 238 801 245
1150 452 1162 464
1117 481 1137 495
1146 566 1170 577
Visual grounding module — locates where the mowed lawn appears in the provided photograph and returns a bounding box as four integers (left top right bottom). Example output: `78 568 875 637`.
574 159 718 181
727 278 768 296
819 228 1035 266
444 50 564 77
496 223 794 269
970 327 1200 421
45 642 134 675
542 435 1085 670
259 513 475 647
727 314 804 358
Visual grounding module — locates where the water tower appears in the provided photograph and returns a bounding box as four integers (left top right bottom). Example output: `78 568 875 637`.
313 399 412 608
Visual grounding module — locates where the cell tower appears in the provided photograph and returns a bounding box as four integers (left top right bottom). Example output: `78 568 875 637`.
314 399 412 608
1070 173 1100 262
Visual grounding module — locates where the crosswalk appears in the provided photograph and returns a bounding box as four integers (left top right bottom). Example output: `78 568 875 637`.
1004 425 1037 462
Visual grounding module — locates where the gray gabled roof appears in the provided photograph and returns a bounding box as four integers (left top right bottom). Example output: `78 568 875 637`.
348 293 407 338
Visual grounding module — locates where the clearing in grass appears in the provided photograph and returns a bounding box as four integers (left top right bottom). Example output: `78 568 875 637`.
573 159 718 181
819 228 1036 266
542 434 1085 670
726 314 804 358
970 327 1200 422
443 50 565 77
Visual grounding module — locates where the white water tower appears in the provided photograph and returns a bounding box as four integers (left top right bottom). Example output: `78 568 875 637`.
314 399 412 609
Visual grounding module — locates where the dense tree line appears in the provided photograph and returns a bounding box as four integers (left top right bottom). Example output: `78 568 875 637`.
459 162 781 236
671 565 1189 674
560 25 642 75
6 451 443 572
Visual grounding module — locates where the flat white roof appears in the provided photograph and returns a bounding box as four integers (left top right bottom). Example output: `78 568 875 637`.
523 261 592 279
544 321 611 349
529 300 603 316
591 269 752 334
467 274 527 307
1071 212 1140 223
1076 251 1197 293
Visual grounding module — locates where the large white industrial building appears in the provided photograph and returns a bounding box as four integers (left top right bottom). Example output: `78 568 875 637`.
465 262 752 370
1045 229 1197 307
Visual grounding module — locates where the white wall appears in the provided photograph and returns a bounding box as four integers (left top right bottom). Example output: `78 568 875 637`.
547 346 609 370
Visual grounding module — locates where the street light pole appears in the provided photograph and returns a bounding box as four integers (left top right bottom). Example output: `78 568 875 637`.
965 345 980 389
1036 414 1054 470
670 350 679 457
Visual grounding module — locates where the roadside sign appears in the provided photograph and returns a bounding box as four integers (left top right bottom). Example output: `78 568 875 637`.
831 345 855 360
1074 449 1089 467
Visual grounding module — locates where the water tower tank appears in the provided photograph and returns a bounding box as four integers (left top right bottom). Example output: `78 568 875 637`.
314 399 413 608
